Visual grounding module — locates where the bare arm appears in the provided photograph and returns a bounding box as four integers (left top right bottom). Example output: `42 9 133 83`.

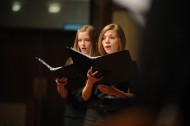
82 79 94 101
55 77 69 98
98 84 135 98
82 67 103 101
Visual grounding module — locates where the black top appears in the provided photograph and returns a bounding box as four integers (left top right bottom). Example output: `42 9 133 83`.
87 81 133 112
64 85 87 119
85 61 140 115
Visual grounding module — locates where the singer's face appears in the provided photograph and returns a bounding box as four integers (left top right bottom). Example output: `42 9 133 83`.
102 30 120 54
78 32 92 55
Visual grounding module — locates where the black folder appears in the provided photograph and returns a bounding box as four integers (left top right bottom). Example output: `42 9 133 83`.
66 47 135 86
35 57 85 90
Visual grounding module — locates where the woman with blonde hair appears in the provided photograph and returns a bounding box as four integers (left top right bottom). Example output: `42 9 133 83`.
55 25 99 126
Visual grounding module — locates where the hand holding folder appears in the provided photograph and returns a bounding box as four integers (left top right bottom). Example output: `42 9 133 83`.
66 47 135 86
35 57 85 90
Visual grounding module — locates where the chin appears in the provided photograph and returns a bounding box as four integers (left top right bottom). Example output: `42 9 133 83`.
105 50 113 54
82 51 88 55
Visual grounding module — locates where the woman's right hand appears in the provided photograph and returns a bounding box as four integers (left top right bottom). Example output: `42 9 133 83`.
55 77 69 98
87 67 103 85
55 77 68 86
82 67 103 101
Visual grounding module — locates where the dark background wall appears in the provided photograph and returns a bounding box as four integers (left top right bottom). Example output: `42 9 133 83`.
0 29 75 126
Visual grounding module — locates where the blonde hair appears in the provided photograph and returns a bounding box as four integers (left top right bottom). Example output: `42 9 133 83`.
98 24 126 55
73 25 98 57
66 25 98 65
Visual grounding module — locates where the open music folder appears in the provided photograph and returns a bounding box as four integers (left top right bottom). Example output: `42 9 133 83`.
66 47 135 86
35 57 85 90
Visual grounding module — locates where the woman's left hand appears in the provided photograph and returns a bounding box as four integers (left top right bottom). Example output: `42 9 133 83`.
98 84 116 95
98 84 135 98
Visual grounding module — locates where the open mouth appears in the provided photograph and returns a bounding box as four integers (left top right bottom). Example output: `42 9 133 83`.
80 47 87 52
105 45 111 49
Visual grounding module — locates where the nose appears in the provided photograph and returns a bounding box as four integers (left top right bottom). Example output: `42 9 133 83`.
81 40 85 45
105 37 110 43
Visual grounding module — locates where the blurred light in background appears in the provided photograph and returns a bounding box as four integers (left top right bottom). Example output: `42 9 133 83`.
12 2 22 12
48 3 61 13
0 0 90 30
113 0 152 27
